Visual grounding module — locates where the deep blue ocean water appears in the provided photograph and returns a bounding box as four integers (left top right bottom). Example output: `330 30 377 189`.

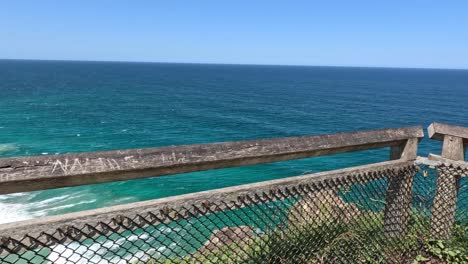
0 60 467 223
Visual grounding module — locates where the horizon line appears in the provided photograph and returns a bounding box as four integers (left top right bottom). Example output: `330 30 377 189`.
1 58 467 71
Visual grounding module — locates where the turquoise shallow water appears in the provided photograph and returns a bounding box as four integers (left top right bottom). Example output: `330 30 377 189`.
0 60 467 223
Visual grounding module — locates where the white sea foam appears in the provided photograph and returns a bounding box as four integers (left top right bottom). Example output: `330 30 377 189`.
48 236 162 264
48 242 99 264
0 187 161 262
0 192 47 224
32 195 71 208
0 192 28 200
34 199 97 215
0 201 34 224
0 143 19 154
0 192 93 224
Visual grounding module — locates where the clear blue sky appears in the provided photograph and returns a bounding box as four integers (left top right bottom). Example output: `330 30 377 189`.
1 1 467 69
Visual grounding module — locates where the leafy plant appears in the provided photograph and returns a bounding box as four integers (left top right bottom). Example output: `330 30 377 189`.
413 239 468 264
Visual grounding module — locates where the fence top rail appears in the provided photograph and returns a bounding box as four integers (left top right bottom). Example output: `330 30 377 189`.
0 159 413 246
428 122 468 142
0 126 423 195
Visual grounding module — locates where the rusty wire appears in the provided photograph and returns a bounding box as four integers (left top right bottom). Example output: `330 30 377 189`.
0 164 466 264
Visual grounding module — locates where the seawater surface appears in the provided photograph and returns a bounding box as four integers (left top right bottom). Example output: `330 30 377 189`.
0 60 467 223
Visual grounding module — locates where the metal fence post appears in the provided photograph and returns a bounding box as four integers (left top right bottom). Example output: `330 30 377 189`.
384 137 419 237
428 122 467 239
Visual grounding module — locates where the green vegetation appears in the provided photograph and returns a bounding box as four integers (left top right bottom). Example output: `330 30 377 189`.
141 212 467 264
413 224 468 264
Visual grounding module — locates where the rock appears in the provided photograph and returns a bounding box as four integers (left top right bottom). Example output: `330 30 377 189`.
198 226 254 253
288 190 361 226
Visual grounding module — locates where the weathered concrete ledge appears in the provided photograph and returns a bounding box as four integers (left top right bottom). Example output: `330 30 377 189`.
428 122 468 142
0 126 423 194
416 154 468 171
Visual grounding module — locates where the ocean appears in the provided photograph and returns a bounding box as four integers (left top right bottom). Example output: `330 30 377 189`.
0 60 467 224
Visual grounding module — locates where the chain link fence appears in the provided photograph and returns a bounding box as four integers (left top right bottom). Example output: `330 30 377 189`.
1 164 466 264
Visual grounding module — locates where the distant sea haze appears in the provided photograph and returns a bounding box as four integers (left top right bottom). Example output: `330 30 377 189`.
0 59 467 223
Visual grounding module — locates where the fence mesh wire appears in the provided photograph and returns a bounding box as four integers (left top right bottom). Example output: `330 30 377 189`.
1 164 467 264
